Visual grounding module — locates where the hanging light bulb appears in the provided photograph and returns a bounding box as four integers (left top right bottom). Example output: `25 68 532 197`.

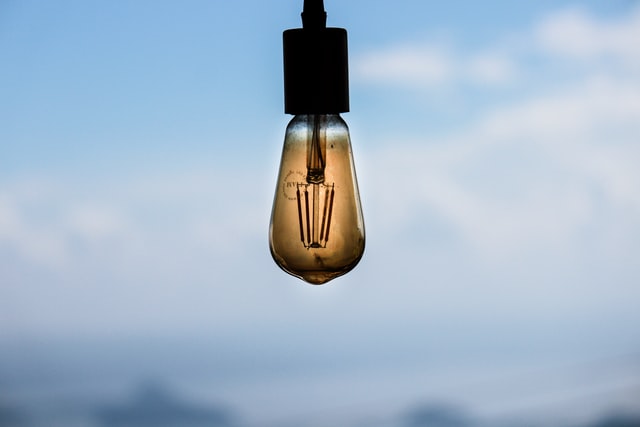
269 0 365 285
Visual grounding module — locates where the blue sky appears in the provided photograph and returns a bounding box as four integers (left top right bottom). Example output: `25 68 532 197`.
1 1 640 425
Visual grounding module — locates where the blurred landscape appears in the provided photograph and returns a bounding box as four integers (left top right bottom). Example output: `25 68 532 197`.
1 337 639 427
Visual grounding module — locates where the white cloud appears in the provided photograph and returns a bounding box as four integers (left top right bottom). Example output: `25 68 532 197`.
353 43 517 88
364 73 640 259
0 194 70 269
478 76 640 142
535 6 640 64
0 168 278 338
356 5 640 260
0 168 270 278
354 5 640 91
465 52 516 84
354 44 452 87
67 204 129 241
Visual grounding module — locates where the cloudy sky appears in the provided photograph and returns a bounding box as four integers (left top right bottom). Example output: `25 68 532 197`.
1 0 639 425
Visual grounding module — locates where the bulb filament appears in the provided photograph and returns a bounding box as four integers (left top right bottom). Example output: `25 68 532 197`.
296 182 334 249
298 115 333 249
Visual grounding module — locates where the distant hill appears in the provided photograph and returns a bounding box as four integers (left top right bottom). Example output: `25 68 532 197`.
96 383 233 427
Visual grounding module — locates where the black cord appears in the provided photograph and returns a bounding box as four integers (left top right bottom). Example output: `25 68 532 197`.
302 0 327 29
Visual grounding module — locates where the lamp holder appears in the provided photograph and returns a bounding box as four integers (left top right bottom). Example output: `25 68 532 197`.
283 0 349 114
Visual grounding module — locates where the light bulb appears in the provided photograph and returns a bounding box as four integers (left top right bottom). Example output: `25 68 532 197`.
270 114 364 284
270 0 365 285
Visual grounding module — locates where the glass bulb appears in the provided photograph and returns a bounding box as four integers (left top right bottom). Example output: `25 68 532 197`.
269 114 365 285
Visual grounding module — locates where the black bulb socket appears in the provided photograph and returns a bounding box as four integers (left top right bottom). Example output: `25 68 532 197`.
283 26 349 115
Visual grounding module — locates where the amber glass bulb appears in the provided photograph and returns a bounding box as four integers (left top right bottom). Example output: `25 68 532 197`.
269 114 365 284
